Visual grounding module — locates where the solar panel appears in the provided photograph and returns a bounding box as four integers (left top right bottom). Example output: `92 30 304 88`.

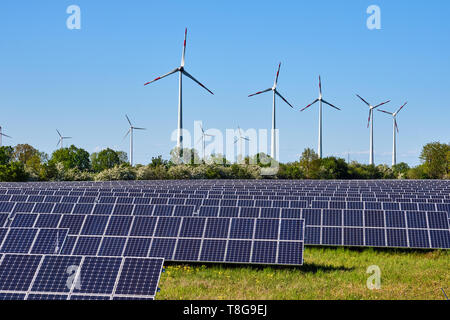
0 253 164 300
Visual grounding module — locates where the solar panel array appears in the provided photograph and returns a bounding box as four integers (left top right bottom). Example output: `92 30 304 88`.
0 179 448 300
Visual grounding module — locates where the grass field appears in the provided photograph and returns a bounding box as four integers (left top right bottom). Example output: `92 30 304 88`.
158 247 449 300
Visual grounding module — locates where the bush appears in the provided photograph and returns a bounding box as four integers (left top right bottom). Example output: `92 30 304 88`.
167 165 192 180
0 162 29 182
95 165 136 181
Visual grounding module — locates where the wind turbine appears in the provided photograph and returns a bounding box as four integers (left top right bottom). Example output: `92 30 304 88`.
248 63 294 161
378 102 408 166
197 124 214 163
56 130 72 149
0 126 12 147
234 126 250 163
356 95 391 165
124 115 146 166
300 76 341 158
144 28 214 154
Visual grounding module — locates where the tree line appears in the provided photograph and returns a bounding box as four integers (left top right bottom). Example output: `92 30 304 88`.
0 142 448 182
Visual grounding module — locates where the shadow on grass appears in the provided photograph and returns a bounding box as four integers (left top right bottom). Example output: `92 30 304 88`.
163 261 353 274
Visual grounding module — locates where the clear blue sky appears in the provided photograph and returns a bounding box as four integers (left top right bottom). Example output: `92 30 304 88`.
1 0 449 166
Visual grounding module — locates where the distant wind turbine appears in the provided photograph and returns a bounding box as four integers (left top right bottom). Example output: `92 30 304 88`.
378 102 408 166
144 28 214 154
234 126 250 163
248 63 294 161
0 126 12 147
356 95 391 165
124 115 146 166
56 130 72 149
197 124 214 162
300 76 341 158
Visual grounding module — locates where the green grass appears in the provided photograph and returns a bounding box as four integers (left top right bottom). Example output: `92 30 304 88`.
158 247 449 300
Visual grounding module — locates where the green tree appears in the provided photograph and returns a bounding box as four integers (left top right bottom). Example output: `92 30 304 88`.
0 146 14 165
299 148 321 179
0 162 28 182
50 145 91 171
319 157 349 179
13 144 40 163
91 148 126 172
419 142 450 179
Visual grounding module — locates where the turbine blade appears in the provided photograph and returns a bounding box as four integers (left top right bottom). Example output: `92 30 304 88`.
63 137 72 139
56 129 62 137
182 70 214 95
274 62 281 87
234 138 239 144
373 100 391 109
367 110 371 128
275 90 294 108
378 109 393 115
319 75 322 96
144 68 179 86
248 88 272 97
395 119 399 133
181 28 187 67
123 129 131 140
356 94 371 107
125 115 132 126
322 99 341 111
0 133 12 138
134 127 146 130
300 99 319 112
196 136 203 145
242 137 250 141
396 102 408 115
56 140 60 147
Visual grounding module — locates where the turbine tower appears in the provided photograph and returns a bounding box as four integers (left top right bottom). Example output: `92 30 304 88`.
124 115 146 166
300 76 341 158
0 126 12 147
378 102 408 166
356 95 390 165
248 63 294 161
56 130 72 149
144 28 214 154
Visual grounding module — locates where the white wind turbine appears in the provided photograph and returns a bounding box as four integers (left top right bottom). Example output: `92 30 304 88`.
124 115 146 166
378 102 408 166
56 130 72 149
300 76 341 158
197 124 214 163
248 63 294 161
144 28 214 154
0 126 12 147
356 95 391 165
234 126 250 163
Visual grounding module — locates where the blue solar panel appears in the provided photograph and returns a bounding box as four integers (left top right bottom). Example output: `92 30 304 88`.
179 217 206 238
130 217 157 236
95 238 124 257
252 241 277 264
153 217 180 237
124 238 152 257
114 257 164 297
149 238 176 260
31 229 68 254
81 215 109 235
173 239 201 261
73 236 102 255
0 228 37 253
32 255 82 293
0 254 42 291
105 215 133 236
225 240 252 263
255 219 279 240
199 239 226 262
